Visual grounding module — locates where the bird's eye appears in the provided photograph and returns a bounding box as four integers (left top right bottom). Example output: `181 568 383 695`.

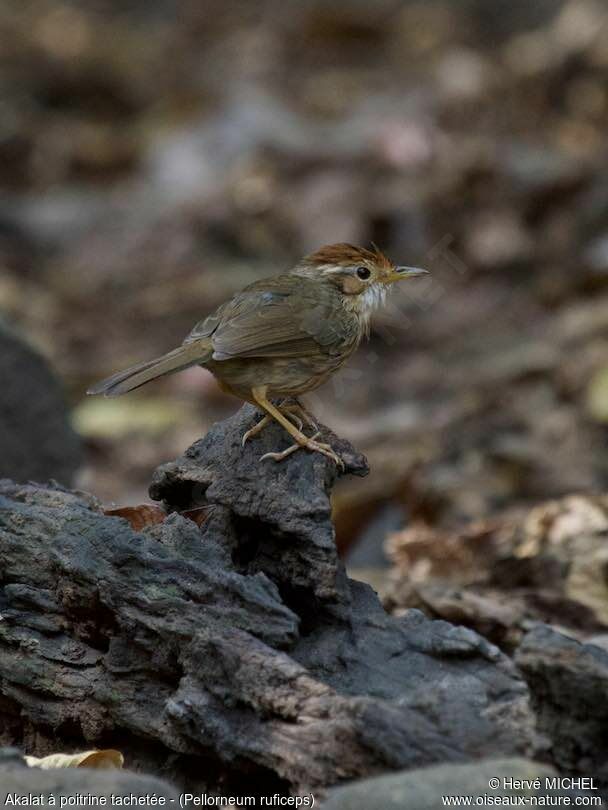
356 266 371 280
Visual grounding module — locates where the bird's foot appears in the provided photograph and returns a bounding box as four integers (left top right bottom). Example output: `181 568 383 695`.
259 442 302 463
282 401 318 432
242 414 272 446
261 432 345 469
241 408 303 446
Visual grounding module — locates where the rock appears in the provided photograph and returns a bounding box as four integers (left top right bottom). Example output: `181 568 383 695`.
1 764 178 804
0 747 26 770
0 408 538 794
0 320 82 485
516 624 608 784
322 758 576 810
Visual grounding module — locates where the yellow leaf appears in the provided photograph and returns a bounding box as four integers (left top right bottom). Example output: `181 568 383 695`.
25 750 124 770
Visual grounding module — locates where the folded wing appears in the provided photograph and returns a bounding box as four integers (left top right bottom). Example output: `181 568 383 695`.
184 276 351 361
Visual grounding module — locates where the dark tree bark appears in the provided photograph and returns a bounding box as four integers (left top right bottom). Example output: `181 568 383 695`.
516 625 608 784
0 406 538 794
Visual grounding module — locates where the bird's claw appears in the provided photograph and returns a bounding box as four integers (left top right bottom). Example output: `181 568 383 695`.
241 415 271 446
260 445 302 463
261 432 345 469
288 414 304 432
283 402 318 432
306 437 345 470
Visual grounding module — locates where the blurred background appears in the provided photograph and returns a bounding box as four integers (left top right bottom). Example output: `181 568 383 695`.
2 0 608 577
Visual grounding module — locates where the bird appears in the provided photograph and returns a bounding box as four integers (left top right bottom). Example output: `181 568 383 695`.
88 243 428 467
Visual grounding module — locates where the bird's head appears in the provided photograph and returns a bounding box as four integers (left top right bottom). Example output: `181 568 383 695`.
293 243 428 319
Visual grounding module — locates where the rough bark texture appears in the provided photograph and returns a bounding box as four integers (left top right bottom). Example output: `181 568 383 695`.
0 406 537 795
516 625 608 784
0 321 82 485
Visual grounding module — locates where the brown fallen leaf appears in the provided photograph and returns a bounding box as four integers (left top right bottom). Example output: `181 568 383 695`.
25 750 124 770
105 503 211 530
105 504 167 531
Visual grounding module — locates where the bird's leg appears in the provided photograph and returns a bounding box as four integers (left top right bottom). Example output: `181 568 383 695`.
281 399 318 432
251 386 344 469
241 402 303 446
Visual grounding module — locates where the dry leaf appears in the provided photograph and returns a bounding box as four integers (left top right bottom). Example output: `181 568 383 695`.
105 503 211 531
105 505 167 531
25 749 124 770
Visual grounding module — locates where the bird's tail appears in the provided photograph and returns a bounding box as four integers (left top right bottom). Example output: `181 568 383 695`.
87 341 211 397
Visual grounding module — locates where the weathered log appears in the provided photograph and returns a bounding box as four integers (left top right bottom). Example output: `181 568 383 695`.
516 624 608 785
0 406 538 794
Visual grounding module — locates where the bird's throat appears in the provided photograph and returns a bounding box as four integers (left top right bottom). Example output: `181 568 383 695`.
360 282 387 314
341 282 387 335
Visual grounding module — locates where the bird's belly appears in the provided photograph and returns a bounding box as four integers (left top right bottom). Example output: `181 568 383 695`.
206 350 354 399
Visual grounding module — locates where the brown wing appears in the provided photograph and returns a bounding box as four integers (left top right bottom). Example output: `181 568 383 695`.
185 275 352 361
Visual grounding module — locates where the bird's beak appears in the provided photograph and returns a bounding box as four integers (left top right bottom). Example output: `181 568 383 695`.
387 266 429 283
